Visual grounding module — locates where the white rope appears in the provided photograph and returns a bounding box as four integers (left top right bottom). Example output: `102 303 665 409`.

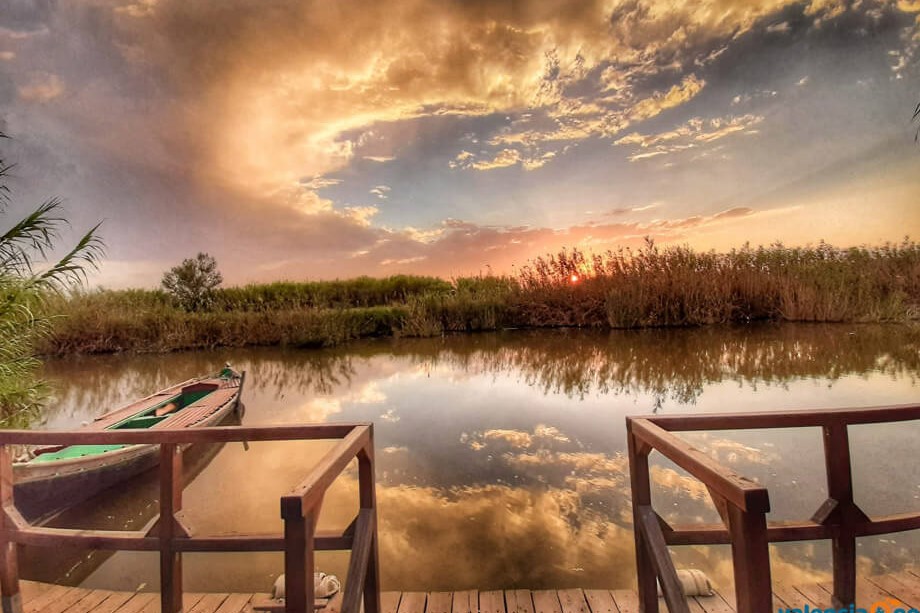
271 572 342 600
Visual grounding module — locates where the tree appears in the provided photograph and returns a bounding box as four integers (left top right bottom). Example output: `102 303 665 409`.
161 252 223 311
0 133 104 427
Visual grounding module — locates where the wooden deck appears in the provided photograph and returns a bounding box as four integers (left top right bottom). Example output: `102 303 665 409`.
18 570 920 613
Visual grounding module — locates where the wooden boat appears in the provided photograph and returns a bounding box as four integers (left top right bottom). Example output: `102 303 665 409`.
12 368 245 523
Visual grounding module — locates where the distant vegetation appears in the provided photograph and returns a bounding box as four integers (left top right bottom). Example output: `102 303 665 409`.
40 240 920 355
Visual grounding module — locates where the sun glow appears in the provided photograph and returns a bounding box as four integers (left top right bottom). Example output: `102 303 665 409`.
570 274 580 284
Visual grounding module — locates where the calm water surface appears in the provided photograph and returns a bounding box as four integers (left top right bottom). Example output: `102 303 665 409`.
21 324 920 593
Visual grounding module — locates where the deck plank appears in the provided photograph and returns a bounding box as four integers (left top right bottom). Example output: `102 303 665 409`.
68 590 117 613
610 591 639 613
397 592 427 613
508 590 535 613
771 583 805 608
188 593 230 613
583 590 617 613
112 593 157 613
558 590 588 613
532 591 562 613
887 573 920 607
381 592 402 613
85 591 136 613
792 584 831 608
451 590 477 613
21 581 52 602
24 585 71 613
848 579 904 608
692 590 733 613
479 591 505 613
36 587 90 613
213 593 253 613
427 592 453 613
869 575 920 609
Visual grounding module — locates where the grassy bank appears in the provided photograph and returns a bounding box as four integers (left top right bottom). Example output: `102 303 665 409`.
40 241 920 355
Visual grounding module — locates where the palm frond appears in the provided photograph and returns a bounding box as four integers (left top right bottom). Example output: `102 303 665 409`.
35 222 105 290
914 101 920 142
0 199 67 276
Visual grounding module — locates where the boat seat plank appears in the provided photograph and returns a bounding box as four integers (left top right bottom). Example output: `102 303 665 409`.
154 389 237 430
91 393 182 430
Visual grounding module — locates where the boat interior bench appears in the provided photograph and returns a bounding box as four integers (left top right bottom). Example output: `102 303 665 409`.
153 387 238 429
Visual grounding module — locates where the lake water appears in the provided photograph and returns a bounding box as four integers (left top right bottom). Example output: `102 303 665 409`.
20 323 920 594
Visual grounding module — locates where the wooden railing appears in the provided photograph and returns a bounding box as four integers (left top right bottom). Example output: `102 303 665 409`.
0 423 380 613
627 403 920 613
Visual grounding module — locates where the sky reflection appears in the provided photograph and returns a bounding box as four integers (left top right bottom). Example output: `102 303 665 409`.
25 324 920 592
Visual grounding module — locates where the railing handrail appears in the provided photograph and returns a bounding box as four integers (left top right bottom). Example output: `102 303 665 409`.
0 421 381 613
0 422 365 444
629 418 769 512
627 403 920 613
644 402 920 430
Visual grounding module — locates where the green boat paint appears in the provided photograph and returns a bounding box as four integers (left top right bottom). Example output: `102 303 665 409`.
27 378 233 464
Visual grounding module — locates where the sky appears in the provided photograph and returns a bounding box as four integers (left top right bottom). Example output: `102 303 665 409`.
0 0 919 288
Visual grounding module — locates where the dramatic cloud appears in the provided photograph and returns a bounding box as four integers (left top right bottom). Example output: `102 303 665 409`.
0 0 917 285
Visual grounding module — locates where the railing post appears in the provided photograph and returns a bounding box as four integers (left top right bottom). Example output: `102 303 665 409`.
627 421 658 613
284 508 317 613
159 443 183 613
0 447 21 613
358 427 380 613
727 504 772 613
821 424 860 608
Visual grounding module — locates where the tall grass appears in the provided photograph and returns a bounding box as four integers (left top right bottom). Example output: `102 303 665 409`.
39 241 920 355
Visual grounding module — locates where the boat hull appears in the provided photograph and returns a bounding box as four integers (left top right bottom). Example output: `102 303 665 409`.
12 375 243 524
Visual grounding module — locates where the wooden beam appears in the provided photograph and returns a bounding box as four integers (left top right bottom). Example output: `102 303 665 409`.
341 510 374 613
0 446 22 613
0 423 367 446
281 426 370 520
628 419 769 513
726 504 772 613
158 443 183 613
644 403 920 430
636 506 690 613
627 425 658 613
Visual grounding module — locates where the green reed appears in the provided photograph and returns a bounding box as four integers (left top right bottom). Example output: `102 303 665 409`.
39 240 920 355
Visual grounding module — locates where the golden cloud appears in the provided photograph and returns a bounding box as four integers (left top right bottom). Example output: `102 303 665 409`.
17 72 64 102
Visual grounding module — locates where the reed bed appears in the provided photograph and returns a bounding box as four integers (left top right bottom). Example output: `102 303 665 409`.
39 241 920 355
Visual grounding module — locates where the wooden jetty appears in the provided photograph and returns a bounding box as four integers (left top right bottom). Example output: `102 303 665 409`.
16 570 920 613
3 403 920 613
